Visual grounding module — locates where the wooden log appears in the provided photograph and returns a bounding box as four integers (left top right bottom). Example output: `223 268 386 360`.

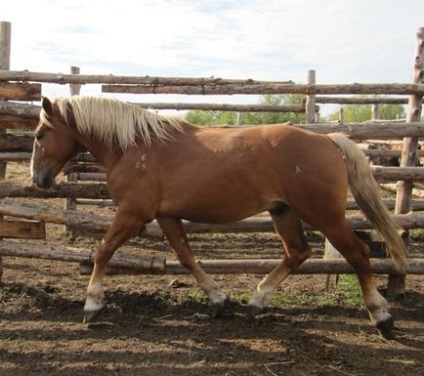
0 198 111 231
347 197 424 211
74 172 106 181
0 21 11 280
0 70 294 86
297 122 424 139
2 197 424 237
1 238 420 277
77 197 424 210
0 22 11 71
0 133 33 152
0 240 165 275
391 27 424 296
371 166 424 182
0 220 45 239
2 123 424 153
0 152 32 161
316 96 420 105
102 83 424 96
76 198 114 206
64 163 105 174
0 181 110 199
0 198 163 239
0 82 41 101
305 70 316 123
0 98 313 115
365 149 424 159
163 258 423 275
396 27 424 214
135 102 312 113
0 116 38 130
0 100 39 118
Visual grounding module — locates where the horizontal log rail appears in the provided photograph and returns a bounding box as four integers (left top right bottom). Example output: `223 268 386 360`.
73 197 424 211
0 181 110 199
61 166 424 182
102 83 424 96
0 239 421 276
0 240 166 274
315 96 424 105
0 82 41 101
2 198 424 240
0 100 314 118
0 70 294 86
130 102 313 113
0 100 39 117
2 148 424 164
2 124 424 154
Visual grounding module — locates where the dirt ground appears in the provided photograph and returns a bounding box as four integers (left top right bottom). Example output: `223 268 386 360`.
1 163 424 376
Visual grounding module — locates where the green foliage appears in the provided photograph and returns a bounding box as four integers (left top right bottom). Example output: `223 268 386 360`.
185 110 239 126
184 94 305 126
244 94 306 125
187 290 205 302
325 97 406 122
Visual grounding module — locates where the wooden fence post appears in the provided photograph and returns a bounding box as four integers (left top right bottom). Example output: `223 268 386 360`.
65 66 81 236
371 103 380 120
0 21 11 180
0 21 11 280
305 69 316 123
392 27 424 296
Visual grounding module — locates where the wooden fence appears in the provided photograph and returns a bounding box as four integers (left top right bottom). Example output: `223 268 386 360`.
0 22 423 283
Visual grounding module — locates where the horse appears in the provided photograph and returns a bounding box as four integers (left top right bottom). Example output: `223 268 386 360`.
30 96 407 332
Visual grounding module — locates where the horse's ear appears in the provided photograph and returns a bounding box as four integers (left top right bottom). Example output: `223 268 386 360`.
42 96 53 115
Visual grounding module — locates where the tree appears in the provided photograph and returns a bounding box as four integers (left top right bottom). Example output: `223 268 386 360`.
184 94 305 126
325 97 406 122
242 94 305 125
185 110 238 126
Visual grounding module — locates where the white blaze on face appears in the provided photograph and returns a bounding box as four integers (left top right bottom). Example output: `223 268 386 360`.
30 140 36 180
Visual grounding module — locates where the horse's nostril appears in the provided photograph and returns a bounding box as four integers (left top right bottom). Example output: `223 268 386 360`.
37 171 54 188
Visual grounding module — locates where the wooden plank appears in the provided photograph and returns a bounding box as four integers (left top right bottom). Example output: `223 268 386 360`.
0 219 45 239
0 82 41 101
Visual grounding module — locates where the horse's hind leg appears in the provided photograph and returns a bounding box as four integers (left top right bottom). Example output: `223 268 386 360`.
248 209 312 315
157 217 228 316
323 224 394 332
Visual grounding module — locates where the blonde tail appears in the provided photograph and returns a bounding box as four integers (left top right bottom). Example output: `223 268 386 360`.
328 133 407 273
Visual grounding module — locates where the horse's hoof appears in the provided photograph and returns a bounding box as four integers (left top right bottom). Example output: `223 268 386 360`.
376 315 394 334
247 303 263 318
83 308 103 324
210 298 228 318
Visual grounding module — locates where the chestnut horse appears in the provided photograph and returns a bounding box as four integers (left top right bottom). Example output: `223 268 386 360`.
31 96 406 332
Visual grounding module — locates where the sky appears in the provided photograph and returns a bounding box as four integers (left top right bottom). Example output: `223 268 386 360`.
2 0 424 114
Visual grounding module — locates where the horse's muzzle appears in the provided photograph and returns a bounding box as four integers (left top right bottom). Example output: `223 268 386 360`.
34 168 55 188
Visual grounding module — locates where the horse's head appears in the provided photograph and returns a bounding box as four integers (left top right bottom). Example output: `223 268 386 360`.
31 97 79 188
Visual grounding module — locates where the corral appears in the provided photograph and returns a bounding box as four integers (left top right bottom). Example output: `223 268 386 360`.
1 21 424 376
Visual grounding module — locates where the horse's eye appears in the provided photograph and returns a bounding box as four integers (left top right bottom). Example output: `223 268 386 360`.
35 133 43 141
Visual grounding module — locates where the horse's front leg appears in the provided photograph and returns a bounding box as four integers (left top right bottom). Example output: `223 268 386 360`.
83 208 144 323
157 217 228 316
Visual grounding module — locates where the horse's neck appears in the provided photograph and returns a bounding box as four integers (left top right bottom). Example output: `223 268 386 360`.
77 136 122 169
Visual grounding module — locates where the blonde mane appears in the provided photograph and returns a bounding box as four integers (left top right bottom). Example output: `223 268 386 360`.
41 96 186 149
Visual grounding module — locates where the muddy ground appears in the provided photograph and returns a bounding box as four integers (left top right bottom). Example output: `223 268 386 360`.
1 163 424 376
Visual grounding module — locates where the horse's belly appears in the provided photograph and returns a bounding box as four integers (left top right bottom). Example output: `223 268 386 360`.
158 193 276 224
